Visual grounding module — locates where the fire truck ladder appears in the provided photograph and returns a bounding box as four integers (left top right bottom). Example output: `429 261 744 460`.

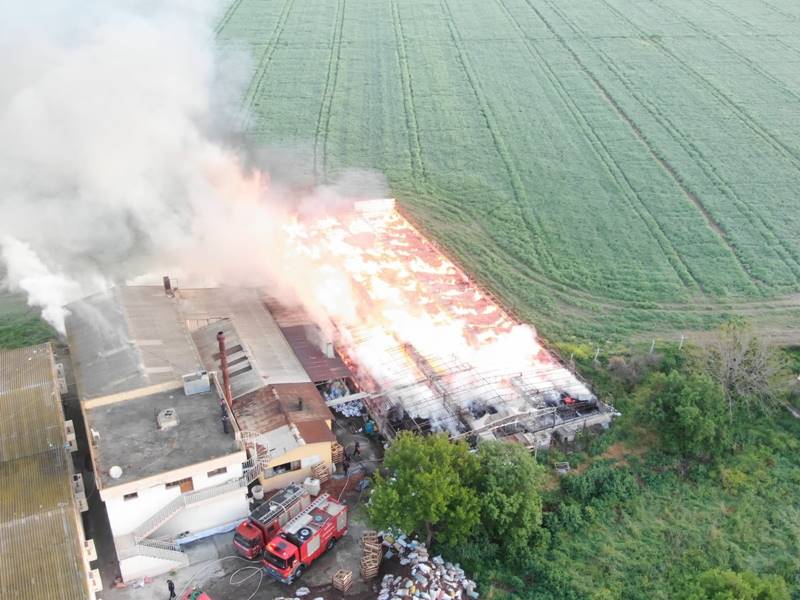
283 493 332 532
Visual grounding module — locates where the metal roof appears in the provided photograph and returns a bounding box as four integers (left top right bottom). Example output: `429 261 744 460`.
178 287 310 385
192 318 267 399
0 344 90 600
279 325 352 383
0 344 62 462
65 287 203 400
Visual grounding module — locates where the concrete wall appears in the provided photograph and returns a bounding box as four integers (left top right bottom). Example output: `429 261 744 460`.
154 488 248 539
106 460 245 537
260 441 332 492
119 553 184 583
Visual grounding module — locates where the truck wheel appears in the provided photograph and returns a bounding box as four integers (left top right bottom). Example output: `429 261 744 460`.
292 565 305 582
326 538 336 552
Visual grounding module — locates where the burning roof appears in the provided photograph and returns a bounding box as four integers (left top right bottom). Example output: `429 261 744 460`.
282 200 614 446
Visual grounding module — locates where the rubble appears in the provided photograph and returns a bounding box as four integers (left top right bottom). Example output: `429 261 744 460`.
378 533 478 600
332 398 364 417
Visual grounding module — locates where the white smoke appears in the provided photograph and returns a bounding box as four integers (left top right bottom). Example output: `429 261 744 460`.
0 1 383 334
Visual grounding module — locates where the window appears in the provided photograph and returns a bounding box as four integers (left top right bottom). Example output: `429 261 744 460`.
207 467 228 478
166 477 194 493
123 492 138 501
271 461 302 476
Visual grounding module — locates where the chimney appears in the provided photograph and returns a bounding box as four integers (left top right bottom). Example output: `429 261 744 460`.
217 331 234 411
163 275 172 296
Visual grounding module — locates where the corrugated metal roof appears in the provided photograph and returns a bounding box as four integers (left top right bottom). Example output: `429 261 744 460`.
65 287 202 400
0 344 90 600
279 325 352 383
178 287 310 385
0 344 62 462
192 319 267 399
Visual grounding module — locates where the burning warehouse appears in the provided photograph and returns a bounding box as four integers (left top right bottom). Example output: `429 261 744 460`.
275 199 618 448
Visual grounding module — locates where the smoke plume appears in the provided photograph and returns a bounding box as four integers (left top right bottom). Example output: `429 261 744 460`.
0 0 382 334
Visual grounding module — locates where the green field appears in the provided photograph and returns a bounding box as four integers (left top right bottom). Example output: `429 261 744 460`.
218 0 800 342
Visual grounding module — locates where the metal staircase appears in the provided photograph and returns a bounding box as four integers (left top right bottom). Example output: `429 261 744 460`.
132 477 247 540
119 435 271 567
116 534 190 566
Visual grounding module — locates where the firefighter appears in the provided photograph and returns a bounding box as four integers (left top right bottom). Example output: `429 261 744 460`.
353 441 361 457
343 459 350 476
167 579 176 600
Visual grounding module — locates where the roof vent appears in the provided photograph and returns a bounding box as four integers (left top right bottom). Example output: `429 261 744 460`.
157 408 179 430
109 466 123 479
183 370 210 396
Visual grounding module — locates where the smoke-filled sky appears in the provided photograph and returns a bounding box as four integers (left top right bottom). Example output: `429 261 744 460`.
0 0 385 333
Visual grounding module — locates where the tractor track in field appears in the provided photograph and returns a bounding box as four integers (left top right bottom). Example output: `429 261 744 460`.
495 0 712 293
314 0 346 180
215 0 245 36
239 0 296 127
511 0 710 292
757 0 800 22
391 0 427 184
439 0 559 275
698 0 800 59
642 0 800 115
538 0 800 286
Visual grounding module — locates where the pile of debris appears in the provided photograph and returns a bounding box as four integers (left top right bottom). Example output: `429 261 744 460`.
332 398 364 417
378 534 479 600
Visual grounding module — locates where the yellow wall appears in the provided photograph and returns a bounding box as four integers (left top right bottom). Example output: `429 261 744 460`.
259 441 332 492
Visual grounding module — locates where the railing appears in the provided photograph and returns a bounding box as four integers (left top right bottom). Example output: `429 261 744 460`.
118 537 190 565
133 477 247 540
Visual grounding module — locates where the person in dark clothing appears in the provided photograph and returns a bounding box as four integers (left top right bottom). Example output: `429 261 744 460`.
167 579 176 600
353 441 361 457
343 460 350 476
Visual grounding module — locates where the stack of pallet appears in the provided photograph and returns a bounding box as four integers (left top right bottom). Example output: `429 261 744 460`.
331 441 345 464
332 569 353 593
360 530 382 580
311 461 330 484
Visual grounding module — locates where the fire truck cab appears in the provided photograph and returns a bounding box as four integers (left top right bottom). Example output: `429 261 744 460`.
261 493 348 584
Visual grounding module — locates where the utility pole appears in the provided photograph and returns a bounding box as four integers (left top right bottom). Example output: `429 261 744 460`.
649 339 655 354
679 334 685 350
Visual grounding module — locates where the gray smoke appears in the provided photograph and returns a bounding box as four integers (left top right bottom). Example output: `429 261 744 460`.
0 0 386 334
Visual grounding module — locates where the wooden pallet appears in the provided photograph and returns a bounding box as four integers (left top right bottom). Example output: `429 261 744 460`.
312 461 330 484
333 569 353 592
331 441 345 464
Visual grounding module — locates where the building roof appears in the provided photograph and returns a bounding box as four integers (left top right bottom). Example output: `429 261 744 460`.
0 344 90 600
66 287 202 400
295 420 336 444
279 325 352 383
271 382 333 424
178 287 310 385
86 384 242 488
66 286 312 403
192 318 267 399
0 344 62 462
233 383 333 460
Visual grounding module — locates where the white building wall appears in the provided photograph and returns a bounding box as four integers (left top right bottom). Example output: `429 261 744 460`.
105 460 245 538
119 554 186 583
155 489 248 540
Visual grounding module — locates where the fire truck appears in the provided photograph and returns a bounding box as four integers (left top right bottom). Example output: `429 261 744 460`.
261 493 348 584
232 483 311 559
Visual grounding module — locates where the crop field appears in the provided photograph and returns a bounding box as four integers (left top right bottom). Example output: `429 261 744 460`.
217 0 800 342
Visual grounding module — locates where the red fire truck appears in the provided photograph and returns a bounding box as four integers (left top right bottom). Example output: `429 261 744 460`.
233 483 311 559
261 493 348 584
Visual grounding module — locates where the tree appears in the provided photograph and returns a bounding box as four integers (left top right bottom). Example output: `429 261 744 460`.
705 320 787 417
368 432 480 546
637 371 732 459
684 568 790 600
474 441 545 555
